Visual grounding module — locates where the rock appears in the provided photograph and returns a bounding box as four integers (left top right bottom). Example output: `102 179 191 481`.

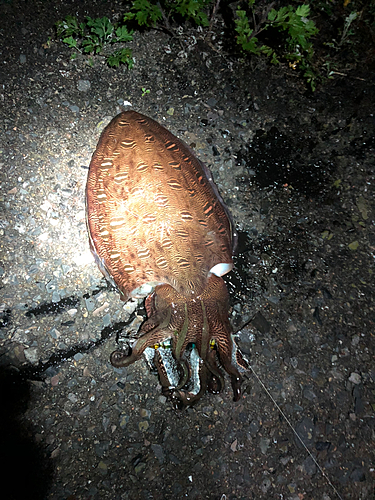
251 312 271 334
139 421 149 431
303 456 317 476
349 372 361 384
261 477 271 493
294 417 315 449
151 444 165 464
97 461 108 475
77 80 91 92
24 347 39 364
259 437 270 454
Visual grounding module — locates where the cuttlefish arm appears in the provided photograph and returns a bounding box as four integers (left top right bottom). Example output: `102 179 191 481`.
110 274 248 404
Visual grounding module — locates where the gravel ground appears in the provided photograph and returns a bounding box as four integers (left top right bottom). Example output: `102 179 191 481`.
0 1 374 499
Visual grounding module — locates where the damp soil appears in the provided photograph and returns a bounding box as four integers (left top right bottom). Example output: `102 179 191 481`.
0 1 374 499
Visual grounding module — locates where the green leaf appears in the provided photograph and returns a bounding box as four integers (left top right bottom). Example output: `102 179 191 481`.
261 45 273 57
63 36 78 49
172 0 209 26
268 9 277 22
115 26 133 43
82 37 98 53
235 3 319 90
56 15 82 37
107 48 134 69
296 4 310 17
130 0 162 27
270 52 280 64
87 17 114 42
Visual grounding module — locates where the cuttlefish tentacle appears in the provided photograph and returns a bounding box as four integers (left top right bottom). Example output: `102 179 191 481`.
110 289 173 367
214 336 248 401
111 273 247 403
204 343 225 394
153 348 190 391
154 342 224 405
172 351 225 406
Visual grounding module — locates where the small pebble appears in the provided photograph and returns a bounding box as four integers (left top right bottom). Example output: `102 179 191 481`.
139 421 149 432
261 477 271 493
97 461 108 474
102 313 111 326
259 437 270 454
151 444 165 464
134 462 146 474
140 408 151 418
207 97 217 107
290 357 298 369
68 393 78 403
119 414 129 428
24 347 39 364
85 297 96 312
77 80 91 92
78 404 91 416
349 372 361 384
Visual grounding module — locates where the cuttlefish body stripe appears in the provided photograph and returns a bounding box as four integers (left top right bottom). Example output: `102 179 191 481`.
155 256 168 268
167 179 183 190
180 211 193 221
86 110 245 405
114 172 128 183
138 248 150 259
161 238 173 249
169 161 181 170
154 194 169 206
136 162 149 172
109 217 125 229
121 139 136 148
176 230 189 239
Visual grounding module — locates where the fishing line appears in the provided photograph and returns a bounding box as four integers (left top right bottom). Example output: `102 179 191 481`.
248 364 344 500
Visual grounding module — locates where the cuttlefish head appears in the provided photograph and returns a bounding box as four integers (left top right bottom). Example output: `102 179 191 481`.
110 273 248 406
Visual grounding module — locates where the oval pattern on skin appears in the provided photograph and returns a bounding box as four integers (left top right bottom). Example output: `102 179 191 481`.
86 110 246 405
86 110 233 299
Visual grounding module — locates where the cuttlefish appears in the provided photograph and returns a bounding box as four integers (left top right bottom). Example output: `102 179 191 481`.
86 110 247 405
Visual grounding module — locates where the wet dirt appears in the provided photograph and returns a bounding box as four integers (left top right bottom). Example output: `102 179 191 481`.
0 1 374 499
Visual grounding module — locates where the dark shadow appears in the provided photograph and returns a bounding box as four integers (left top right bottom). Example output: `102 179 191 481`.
0 363 54 500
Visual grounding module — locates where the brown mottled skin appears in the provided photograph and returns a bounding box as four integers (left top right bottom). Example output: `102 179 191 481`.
86 110 247 405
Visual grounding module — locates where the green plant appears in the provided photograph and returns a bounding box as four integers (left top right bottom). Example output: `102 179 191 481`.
55 15 134 68
124 0 163 26
235 3 319 90
107 48 134 68
54 0 372 89
141 87 150 96
54 0 211 70
123 0 211 28
325 10 358 49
